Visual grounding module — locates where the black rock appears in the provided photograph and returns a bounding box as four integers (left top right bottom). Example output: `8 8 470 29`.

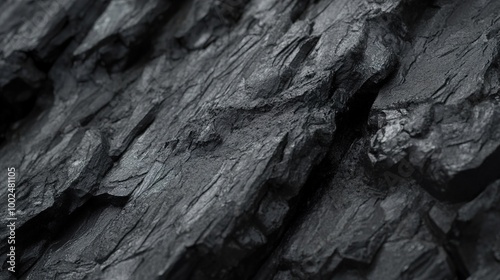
1 0 499 279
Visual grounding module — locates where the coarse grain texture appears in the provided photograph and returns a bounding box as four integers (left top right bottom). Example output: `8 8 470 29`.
0 0 499 279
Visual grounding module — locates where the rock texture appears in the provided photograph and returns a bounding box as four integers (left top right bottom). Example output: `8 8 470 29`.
0 0 499 279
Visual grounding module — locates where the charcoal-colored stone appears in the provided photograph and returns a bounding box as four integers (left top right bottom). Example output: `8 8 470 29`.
1 0 500 279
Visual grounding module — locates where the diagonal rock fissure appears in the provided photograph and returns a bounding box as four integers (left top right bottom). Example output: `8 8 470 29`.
252 72 398 279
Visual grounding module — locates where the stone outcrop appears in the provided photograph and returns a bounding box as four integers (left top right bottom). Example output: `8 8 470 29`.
1 0 499 279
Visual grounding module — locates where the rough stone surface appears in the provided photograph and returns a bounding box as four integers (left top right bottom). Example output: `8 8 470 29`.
0 0 500 279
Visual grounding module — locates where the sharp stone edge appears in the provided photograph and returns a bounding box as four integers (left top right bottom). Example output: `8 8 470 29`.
0 0 499 279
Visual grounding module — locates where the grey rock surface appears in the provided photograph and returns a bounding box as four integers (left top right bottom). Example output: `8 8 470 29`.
0 0 499 279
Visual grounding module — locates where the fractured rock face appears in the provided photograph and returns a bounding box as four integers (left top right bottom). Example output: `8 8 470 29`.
369 0 500 201
1 0 500 279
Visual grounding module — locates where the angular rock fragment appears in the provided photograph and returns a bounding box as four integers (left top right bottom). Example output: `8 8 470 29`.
369 0 500 201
